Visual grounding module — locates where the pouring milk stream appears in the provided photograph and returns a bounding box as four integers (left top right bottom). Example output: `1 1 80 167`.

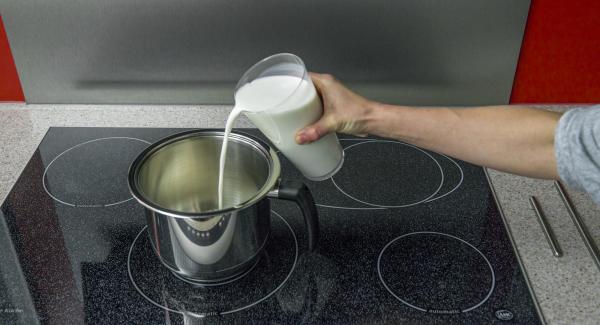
218 54 344 209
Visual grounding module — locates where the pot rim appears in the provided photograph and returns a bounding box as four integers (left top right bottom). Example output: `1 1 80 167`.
127 129 281 219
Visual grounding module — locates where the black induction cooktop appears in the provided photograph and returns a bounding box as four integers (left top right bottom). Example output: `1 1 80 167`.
0 127 544 324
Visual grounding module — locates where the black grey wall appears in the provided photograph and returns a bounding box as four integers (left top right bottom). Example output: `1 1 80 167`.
1 0 530 105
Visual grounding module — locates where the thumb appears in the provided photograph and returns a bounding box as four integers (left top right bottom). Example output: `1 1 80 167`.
296 117 336 144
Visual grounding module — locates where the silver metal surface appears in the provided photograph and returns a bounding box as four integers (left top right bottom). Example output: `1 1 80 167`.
554 181 600 271
128 131 279 283
130 131 281 217
0 212 41 325
484 169 547 325
2 0 530 105
267 188 279 199
529 196 563 257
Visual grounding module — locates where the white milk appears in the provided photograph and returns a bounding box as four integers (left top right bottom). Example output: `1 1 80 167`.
218 106 243 209
236 75 343 180
218 75 343 209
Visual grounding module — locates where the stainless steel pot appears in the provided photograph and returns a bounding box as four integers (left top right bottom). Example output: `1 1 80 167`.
127 130 319 284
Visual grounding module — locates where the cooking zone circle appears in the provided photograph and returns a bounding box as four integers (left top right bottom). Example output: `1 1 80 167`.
421 153 464 203
377 231 495 314
127 210 298 317
42 137 150 207
328 140 445 208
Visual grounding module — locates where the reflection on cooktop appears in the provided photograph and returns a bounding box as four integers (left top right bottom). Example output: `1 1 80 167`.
128 211 298 317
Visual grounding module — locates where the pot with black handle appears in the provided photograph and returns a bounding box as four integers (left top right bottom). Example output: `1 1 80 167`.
128 130 319 284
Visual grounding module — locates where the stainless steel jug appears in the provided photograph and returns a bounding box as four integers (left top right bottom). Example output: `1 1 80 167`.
128 130 319 284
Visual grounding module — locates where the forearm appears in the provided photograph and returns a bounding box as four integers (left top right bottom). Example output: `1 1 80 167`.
365 104 562 179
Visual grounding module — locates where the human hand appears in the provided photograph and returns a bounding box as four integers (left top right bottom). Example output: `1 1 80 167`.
295 72 376 144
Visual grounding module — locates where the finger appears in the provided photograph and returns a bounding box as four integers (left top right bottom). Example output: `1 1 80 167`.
309 72 336 92
308 72 326 95
296 117 336 144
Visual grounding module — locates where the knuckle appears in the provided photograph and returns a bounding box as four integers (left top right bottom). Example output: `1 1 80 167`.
321 74 336 81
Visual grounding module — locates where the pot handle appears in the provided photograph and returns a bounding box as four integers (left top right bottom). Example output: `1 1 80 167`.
270 180 319 252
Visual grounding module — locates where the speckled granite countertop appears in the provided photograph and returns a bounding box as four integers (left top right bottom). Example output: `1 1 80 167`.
1 103 599 324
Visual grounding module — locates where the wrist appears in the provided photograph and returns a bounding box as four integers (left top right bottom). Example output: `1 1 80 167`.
362 100 384 135
366 102 423 143
363 101 406 136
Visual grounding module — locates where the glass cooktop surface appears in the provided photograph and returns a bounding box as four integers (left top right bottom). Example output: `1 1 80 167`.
0 127 543 324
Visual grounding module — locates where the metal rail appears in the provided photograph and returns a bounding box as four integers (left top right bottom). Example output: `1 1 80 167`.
554 181 600 271
529 196 562 257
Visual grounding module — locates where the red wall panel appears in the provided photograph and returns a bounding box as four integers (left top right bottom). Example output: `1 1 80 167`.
511 0 600 104
0 15 24 102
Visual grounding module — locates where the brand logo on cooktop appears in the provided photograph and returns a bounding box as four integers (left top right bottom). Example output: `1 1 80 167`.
428 309 460 314
495 309 514 321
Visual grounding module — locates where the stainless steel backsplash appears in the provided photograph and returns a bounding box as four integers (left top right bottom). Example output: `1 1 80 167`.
1 0 530 105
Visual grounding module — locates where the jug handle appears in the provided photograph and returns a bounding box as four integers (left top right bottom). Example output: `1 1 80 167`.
269 180 319 251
